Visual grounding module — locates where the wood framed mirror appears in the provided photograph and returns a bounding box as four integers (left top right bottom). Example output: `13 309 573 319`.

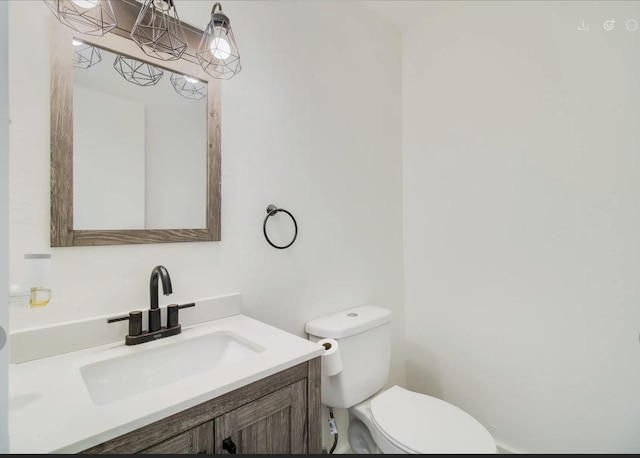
50 0 221 247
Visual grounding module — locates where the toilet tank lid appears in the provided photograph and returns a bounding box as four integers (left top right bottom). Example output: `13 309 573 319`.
305 305 391 339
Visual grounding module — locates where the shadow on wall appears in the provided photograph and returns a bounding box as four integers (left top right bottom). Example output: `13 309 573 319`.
405 346 444 400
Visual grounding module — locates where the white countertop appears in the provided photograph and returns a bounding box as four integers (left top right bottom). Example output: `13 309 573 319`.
9 314 323 454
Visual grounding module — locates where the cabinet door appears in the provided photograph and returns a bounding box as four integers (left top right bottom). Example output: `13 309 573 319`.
215 380 307 454
139 421 214 454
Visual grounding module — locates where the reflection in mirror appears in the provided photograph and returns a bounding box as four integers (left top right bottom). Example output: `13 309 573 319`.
72 44 207 231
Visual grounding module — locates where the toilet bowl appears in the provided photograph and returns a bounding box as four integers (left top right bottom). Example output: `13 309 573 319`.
348 385 496 454
305 305 497 454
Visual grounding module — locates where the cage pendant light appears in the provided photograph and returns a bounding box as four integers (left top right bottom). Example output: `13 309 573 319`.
196 2 241 80
113 55 164 87
43 0 117 37
131 0 188 61
170 73 207 100
72 40 102 69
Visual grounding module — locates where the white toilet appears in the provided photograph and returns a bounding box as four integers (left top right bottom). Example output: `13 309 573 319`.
305 305 497 454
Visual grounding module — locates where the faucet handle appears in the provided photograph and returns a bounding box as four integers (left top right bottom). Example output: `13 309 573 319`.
167 302 196 329
107 311 142 337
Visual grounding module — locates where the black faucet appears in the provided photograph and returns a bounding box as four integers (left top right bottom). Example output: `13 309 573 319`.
149 265 172 332
106 264 195 345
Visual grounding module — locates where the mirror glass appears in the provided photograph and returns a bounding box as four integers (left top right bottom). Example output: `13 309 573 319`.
72 44 207 230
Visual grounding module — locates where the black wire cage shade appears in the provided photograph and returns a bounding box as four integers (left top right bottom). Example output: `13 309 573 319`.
170 73 207 100
131 0 188 61
72 40 102 69
196 2 241 80
43 0 117 37
113 55 164 87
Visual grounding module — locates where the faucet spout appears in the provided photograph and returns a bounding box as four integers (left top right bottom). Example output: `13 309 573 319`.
150 265 173 310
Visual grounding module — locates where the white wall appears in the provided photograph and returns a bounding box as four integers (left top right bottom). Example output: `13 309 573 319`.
403 1 640 453
0 0 9 451
8 0 404 451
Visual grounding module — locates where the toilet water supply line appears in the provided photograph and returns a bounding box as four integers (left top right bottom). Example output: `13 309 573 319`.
328 407 338 454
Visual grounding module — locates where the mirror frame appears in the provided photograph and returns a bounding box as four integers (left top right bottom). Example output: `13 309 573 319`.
50 0 221 247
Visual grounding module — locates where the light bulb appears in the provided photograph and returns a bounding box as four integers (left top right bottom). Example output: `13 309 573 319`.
209 37 231 60
153 0 171 12
71 0 99 9
72 39 84 46
185 76 199 84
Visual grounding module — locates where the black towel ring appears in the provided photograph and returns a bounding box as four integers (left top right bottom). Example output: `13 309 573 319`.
263 204 298 249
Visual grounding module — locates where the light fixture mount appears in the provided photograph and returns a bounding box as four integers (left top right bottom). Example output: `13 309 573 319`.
210 3 230 28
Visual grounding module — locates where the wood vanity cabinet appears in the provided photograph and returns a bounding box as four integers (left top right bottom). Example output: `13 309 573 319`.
80 358 321 455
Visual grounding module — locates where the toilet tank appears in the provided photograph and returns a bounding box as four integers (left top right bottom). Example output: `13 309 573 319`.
305 305 392 409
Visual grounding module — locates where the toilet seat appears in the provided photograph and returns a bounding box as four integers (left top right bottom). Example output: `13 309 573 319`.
370 386 496 454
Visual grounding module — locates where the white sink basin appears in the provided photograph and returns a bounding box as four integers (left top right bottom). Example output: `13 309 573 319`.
79 330 264 405
9 311 326 453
